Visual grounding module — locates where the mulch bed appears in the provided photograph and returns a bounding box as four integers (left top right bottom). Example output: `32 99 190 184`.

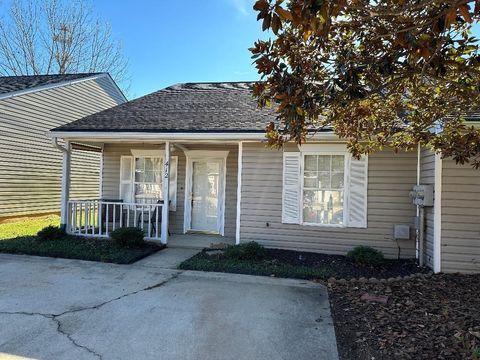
181 247 428 281
329 273 480 359
265 248 427 279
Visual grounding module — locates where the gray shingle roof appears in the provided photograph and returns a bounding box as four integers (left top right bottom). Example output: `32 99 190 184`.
53 82 277 133
0 73 102 95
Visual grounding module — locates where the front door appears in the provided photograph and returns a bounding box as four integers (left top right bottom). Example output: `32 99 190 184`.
190 159 223 233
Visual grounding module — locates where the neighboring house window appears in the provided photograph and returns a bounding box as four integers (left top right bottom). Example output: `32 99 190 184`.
134 157 163 202
302 154 345 225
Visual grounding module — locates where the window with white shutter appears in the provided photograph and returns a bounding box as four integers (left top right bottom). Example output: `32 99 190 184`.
283 144 368 228
347 156 368 228
119 154 178 210
282 152 301 224
120 156 134 203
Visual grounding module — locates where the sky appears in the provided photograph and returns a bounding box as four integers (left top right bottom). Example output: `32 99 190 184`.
93 0 268 99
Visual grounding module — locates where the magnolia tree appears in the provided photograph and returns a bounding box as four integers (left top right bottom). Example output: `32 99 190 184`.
250 0 480 167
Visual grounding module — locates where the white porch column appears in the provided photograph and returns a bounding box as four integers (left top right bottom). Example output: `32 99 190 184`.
235 141 243 244
60 141 71 231
161 141 170 244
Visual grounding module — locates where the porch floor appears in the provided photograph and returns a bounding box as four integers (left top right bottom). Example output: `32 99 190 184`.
167 233 235 249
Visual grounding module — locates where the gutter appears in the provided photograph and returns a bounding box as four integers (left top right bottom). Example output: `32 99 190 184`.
47 130 338 142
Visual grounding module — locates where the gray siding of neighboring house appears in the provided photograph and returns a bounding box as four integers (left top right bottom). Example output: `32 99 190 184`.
0 76 124 219
101 143 238 238
420 149 436 269
441 158 480 273
239 142 418 258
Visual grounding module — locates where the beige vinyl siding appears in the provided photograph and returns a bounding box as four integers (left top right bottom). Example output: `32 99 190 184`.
420 149 436 268
239 142 417 258
440 159 480 273
102 143 238 237
0 76 124 219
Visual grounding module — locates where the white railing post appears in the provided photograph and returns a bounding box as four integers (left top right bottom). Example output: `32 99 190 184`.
60 141 71 231
161 141 170 244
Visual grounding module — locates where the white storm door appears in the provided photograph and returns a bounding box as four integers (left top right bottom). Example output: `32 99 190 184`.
190 160 222 233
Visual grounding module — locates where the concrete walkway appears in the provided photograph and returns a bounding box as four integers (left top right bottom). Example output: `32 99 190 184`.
0 252 338 360
134 247 200 269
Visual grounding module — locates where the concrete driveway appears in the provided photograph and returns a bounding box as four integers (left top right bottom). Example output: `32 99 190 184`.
0 250 338 360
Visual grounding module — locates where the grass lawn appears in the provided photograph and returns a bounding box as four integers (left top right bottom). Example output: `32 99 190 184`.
0 215 60 239
0 215 163 264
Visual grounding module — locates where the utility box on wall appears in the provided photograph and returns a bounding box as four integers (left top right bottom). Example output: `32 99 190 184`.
409 185 434 207
394 224 411 240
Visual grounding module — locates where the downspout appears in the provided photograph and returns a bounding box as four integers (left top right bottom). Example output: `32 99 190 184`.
416 143 426 267
52 136 66 153
416 143 421 261
52 137 70 231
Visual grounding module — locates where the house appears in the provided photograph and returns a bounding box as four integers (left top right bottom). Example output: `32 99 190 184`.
48 82 480 273
0 73 126 221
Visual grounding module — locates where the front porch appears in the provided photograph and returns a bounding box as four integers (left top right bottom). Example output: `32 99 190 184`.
58 140 242 246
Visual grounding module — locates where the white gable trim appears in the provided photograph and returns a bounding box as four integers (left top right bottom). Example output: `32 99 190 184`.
0 73 126 102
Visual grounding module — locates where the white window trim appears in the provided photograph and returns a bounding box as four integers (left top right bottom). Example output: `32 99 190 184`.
132 155 164 203
121 150 178 210
299 151 350 228
131 149 164 157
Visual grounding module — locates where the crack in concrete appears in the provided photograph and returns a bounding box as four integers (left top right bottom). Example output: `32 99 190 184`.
54 270 183 317
52 316 103 360
0 271 182 359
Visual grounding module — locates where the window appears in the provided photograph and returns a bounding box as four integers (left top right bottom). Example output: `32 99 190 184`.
302 154 345 225
282 146 367 228
120 154 178 210
134 157 163 203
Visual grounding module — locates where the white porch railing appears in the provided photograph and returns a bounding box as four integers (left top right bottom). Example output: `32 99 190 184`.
67 200 164 241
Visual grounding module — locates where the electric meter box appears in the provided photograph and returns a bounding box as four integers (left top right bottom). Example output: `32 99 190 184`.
409 185 434 207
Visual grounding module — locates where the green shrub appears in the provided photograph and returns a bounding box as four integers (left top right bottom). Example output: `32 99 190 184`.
347 245 384 267
224 241 266 261
473 346 480 360
110 227 145 248
37 225 65 241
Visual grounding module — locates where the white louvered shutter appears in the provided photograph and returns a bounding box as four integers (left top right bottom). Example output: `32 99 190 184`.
168 156 178 211
119 156 134 203
282 152 301 224
348 155 368 228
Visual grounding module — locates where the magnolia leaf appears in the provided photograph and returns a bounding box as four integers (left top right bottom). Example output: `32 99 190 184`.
253 0 269 12
271 13 281 34
459 4 473 23
276 6 293 21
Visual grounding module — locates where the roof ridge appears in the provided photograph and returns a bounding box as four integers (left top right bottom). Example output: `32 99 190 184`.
0 72 104 80
164 81 257 91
